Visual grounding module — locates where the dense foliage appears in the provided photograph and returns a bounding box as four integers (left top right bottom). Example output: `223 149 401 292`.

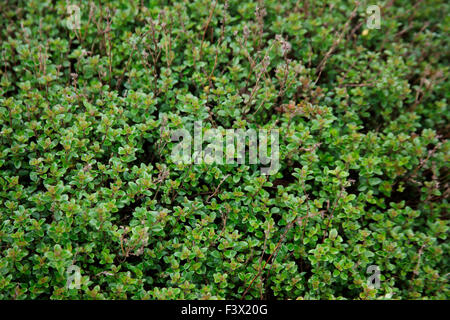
0 0 448 300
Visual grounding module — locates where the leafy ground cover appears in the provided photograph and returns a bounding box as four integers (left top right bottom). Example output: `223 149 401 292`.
0 0 448 299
